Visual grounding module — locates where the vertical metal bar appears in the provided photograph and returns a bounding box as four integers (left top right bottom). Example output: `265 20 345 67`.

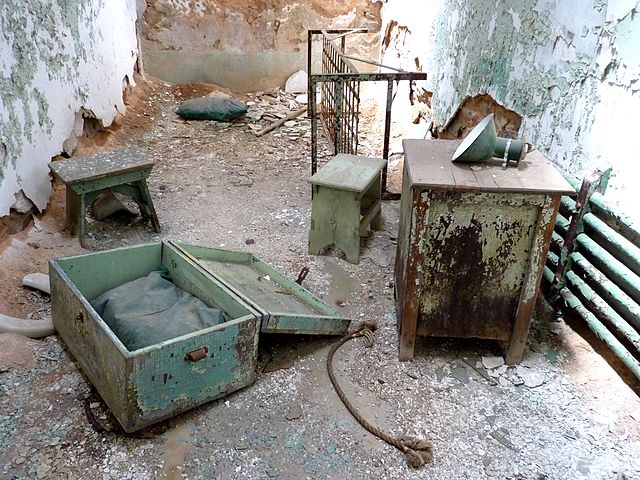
334 80 343 155
382 79 394 192
310 77 318 176
551 169 602 299
307 30 312 119
354 81 360 155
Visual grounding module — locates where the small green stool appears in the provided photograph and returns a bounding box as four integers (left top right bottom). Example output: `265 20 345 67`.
49 147 160 247
308 154 387 264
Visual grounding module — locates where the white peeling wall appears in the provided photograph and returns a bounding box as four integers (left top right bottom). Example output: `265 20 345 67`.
382 0 640 210
0 0 139 216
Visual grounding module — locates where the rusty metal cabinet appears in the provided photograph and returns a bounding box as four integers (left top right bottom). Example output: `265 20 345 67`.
395 139 574 363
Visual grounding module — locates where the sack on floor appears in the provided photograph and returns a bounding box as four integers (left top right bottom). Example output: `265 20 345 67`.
175 96 248 121
91 268 229 351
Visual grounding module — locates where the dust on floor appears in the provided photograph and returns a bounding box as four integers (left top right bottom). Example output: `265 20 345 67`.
1 78 639 480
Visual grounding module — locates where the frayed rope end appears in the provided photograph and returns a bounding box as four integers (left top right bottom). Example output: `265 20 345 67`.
403 438 433 469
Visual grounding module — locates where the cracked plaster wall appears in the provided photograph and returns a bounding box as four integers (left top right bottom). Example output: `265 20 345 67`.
0 0 139 217
381 0 640 208
141 0 383 91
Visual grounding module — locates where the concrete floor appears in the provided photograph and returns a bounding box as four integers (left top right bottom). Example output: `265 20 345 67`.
1 78 639 480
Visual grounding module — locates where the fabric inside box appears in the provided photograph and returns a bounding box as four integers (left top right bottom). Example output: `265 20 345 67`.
91 268 229 351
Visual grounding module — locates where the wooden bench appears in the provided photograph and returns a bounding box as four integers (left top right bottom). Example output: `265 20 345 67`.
49 147 160 247
308 154 386 264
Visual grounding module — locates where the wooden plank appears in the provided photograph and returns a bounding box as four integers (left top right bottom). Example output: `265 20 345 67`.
398 187 430 360
309 154 386 193
403 139 455 189
403 139 575 195
470 163 501 190
53 242 162 300
129 314 258 432
49 147 154 185
163 243 258 319
506 195 561 364
172 242 350 334
359 199 381 236
197 260 322 316
451 162 481 191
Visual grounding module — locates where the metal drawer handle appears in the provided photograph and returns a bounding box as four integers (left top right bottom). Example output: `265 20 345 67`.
185 347 208 362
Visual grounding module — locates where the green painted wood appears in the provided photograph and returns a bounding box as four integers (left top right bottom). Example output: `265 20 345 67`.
163 242 259 319
48 147 160 245
172 241 351 335
66 169 152 195
48 147 154 185
53 242 163 300
415 191 540 340
308 155 385 264
396 139 567 360
309 186 362 263
50 259 134 429
130 315 258 428
49 241 260 432
309 153 387 193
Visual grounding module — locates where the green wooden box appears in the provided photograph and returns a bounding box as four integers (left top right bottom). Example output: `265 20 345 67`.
50 241 350 432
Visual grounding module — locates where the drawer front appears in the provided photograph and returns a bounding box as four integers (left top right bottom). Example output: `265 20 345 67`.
128 315 258 431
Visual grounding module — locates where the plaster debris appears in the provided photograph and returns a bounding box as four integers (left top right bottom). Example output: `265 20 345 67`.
286 404 303 420
515 365 546 388
481 355 505 369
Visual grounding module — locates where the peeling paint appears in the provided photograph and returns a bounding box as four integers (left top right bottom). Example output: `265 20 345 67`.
141 0 382 90
381 0 640 219
0 0 139 216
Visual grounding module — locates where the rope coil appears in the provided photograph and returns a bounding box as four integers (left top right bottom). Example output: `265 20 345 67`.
327 321 433 468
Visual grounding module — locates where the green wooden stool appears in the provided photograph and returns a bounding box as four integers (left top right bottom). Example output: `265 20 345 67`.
49 147 160 247
308 154 387 264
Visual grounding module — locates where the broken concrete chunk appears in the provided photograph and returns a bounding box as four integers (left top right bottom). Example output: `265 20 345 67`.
91 190 137 221
285 70 307 94
516 365 545 388
286 404 302 420
494 364 508 376
481 356 505 370
498 376 511 387
450 366 470 384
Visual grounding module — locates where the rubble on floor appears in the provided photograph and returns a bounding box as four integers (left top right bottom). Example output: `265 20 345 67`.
1 78 639 480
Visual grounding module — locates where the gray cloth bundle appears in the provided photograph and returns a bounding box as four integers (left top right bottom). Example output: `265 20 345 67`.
92 269 229 351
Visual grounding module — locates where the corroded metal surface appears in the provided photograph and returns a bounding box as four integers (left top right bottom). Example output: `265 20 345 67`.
307 29 427 191
396 140 571 361
415 191 541 340
547 167 640 380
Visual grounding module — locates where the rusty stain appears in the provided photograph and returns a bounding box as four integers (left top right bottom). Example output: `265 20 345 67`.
185 346 208 362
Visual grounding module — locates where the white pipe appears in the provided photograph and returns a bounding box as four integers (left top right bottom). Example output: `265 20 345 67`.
0 313 55 338
22 273 51 295
0 273 55 338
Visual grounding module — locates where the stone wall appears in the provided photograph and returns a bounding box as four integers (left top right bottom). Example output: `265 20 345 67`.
0 0 139 218
381 0 640 209
140 0 383 91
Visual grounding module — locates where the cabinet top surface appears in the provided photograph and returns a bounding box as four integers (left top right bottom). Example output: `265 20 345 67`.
309 154 387 192
403 139 575 195
49 147 154 184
